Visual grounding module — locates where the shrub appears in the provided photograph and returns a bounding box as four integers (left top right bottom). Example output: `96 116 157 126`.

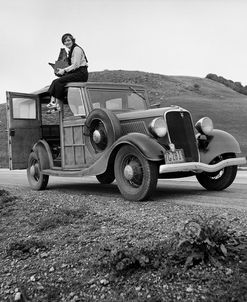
174 214 236 269
108 246 150 272
193 83 200 90
99 214 246 276
100 240 173 274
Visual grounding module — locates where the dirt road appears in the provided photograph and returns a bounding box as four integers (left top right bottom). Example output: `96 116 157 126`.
0 168 246 210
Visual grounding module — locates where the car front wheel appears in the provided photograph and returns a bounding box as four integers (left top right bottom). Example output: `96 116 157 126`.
114 145 158 201
27 152 49 190
196 154 238 191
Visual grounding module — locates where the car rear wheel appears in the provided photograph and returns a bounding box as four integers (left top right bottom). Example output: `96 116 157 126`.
196 154 238 191
114 145 158 201
27 152 49 190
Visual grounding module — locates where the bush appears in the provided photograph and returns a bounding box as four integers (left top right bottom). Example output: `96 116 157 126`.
193 83 200 90
99 214 247 276
174 214 236 269
100 240 173 274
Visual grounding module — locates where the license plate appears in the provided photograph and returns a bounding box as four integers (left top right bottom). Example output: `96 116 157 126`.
164 149 185 164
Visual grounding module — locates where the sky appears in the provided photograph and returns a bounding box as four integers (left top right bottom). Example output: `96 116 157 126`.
0 0 247 103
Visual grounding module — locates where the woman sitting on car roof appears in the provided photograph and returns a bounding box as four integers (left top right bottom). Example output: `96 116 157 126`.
47 33 88 113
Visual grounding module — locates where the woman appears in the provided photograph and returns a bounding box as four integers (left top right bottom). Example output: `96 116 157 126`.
47 33 88 113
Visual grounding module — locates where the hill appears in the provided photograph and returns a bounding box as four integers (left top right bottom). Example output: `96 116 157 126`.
206 73 247 96
0 70 246 168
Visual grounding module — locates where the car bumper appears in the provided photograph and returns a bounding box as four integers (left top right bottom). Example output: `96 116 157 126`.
159 156 247 174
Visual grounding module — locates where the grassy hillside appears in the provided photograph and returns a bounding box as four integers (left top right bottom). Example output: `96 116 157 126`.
89 71 247 155
0 70 246 168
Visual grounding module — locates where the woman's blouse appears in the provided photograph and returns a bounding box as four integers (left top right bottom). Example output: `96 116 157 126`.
64 46 88 73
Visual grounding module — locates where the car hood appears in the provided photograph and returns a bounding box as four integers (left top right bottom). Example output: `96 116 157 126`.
116 106 187 121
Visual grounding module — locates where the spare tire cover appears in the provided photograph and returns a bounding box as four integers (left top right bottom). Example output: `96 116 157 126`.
84 108 121 154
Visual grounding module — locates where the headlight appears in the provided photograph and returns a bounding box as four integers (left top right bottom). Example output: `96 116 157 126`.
149 118 167 137
195 117 214 135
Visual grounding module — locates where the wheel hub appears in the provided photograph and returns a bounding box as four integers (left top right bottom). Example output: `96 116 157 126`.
123 160 142 184
124 164 134 180
30 163 40 178
30 165 36 177
92 129 102 144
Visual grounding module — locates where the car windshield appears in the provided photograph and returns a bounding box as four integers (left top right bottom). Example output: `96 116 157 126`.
87 88 147 112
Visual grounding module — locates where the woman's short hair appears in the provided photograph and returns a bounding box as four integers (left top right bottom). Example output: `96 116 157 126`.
61 33 75 44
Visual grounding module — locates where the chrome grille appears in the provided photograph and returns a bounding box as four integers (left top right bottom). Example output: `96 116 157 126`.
166 111 199 162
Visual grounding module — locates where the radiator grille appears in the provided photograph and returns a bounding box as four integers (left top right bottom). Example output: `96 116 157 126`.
121 121 148 136
166 111 199 162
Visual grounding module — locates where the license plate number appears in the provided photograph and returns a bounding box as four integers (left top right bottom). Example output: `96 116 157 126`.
164 149 185 164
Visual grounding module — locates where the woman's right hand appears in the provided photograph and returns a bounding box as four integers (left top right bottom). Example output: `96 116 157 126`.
56 68 65 76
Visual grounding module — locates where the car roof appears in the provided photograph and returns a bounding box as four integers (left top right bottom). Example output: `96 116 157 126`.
33 82 145 96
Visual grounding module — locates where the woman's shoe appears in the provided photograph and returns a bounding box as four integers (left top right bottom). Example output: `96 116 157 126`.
47 103 57 109
47 108 58 114
47 97 57 108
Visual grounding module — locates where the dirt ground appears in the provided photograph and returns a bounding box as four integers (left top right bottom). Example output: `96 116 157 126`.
1 185 247 302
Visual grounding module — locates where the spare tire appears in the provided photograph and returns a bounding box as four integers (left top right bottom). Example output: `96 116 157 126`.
84 108 121 154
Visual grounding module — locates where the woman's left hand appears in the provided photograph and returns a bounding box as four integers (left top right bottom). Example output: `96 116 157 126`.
56 68 65 76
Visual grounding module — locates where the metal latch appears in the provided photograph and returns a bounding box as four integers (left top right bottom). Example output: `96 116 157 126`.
9 129 15 136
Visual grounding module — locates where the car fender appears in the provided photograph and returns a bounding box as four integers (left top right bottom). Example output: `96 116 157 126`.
199 129 241 164
114 133 165 161
32 140 52 170
86 133 164 176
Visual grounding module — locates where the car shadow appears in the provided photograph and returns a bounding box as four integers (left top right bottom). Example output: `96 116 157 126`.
46 179 207 201
47 182 120 196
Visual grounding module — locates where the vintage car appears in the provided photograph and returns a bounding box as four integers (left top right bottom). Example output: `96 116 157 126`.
6 82 246 201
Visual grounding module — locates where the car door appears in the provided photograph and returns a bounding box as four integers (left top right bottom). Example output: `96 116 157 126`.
6 91 41 169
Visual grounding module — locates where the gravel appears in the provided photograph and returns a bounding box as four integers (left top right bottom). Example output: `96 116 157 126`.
1 185 247 301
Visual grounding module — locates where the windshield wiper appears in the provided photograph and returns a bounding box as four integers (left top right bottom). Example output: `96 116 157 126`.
129 86 145 100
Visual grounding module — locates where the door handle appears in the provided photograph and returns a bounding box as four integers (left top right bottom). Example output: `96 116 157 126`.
9 128 15 136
